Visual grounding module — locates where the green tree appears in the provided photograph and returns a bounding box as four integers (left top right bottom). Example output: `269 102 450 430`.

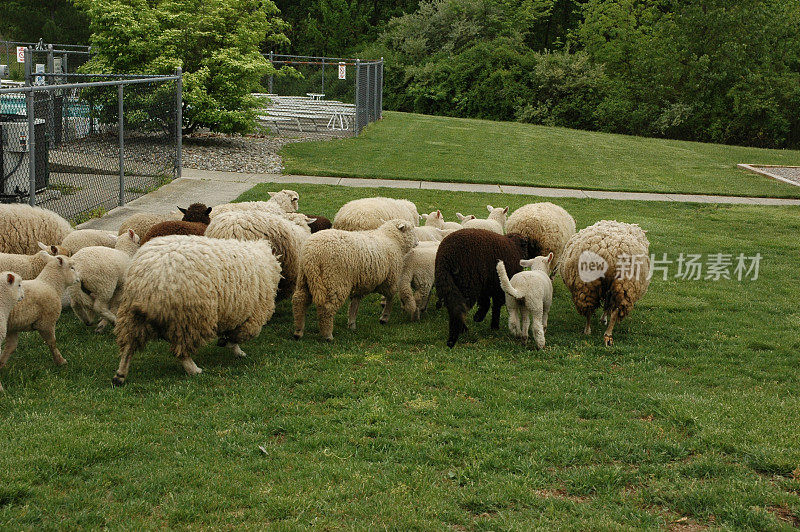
76 0 289 134
0 0 90 44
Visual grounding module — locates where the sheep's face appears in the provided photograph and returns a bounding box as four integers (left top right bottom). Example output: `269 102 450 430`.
4 272 23 302
422 210 445 229
389 219 418 251
486 205 509 226
269 190 300 213
520 252 554 274
179 203 213 224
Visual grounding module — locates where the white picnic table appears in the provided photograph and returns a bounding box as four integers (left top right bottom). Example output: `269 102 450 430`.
306 93 325 100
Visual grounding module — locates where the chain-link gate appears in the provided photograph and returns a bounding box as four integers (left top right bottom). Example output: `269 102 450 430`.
0 49 182 224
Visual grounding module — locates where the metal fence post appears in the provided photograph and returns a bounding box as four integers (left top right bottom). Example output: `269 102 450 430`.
24 47 31 86
118 83 125 206
354 59 360 133
47 45 54 148
268 51 273 94
321 58 325 95
26 87 36 206
379 59 383 119
175 67 182 179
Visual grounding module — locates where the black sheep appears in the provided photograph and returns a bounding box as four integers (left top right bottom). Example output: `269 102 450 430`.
435 228 540 347
140 203 212 245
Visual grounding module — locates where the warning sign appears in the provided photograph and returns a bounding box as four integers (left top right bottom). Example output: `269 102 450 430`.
338 62 346 80
16 46 25 63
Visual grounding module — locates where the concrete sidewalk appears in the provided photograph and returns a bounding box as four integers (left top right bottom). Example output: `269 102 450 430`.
79 167 800 231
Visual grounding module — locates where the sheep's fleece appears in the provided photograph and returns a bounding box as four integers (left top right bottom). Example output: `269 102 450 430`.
211 190 300 217
505 202 576 269
117 212 181 238
560 219 650 326
0 204 72 254
332 197 419 231
113 236 282 384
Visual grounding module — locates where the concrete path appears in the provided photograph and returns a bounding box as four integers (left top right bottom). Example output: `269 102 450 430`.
78 167 800 231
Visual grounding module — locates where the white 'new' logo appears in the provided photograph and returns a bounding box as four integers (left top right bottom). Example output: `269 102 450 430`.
578 250 608 283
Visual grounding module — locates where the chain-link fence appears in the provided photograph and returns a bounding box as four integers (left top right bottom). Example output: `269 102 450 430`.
0 61 181 224
1 40 91 83
263 54 383 136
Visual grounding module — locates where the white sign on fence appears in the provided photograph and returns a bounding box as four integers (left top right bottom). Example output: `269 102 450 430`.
16 46 25 63
35 63 45 85
338 62 346 80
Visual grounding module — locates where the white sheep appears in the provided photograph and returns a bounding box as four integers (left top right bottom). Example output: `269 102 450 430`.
0 243 65 280
505 202 576 273
112 236 282 385
0 204 72 255
332 197 419 231
69 229 141 332
60 229 117 255
205 209 311 300
413 226 448 242
398 241 439 320
496 253 554 349
0 253 79 390
454 212 476 227
211 190 300 218
460 205 508 234
118 211 181 238
0 271 24 391
292 219 418 341
560 220 650 347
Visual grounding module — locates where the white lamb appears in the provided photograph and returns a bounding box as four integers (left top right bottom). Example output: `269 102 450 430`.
0 253 80 391
332 197 419 231
398 241 439 320
69 229 141 332
211 190 300 217
60 229 117 255
496 252 554 349
0 243 66 280
0 271 24 391
112 236 282 385
461 205 508 234
292 219 418 341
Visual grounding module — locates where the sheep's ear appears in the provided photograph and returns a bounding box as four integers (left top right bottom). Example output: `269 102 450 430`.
205 207 213 215
421 213 428 220
546 252 554 263
37 241 49 251
519 258 534 268
50 245 59 256
436 209 442 217
456 212 464 221
128 229 135 239
268 191 277 198
503 206 509 214
38 250 52 261
397 221 411 232
486 205 493 213
178 207 188 215
305 217 317 224
7 272 15 285
57 256 65 266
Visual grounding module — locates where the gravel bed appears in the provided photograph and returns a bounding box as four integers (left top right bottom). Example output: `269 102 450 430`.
183 132 326 174
754 166 800 187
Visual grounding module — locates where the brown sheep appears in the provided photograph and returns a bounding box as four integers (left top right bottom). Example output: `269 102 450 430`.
434 228 540 348
139 203 212 246
306 215 332 233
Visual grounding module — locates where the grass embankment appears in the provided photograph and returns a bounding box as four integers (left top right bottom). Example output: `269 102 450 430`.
1 183 799 528
282 111 800 198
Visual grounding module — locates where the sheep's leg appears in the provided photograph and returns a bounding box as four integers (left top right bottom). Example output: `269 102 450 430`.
292 278 311 340
317 302 338 342
172 344 202 376
543 299 551 333
473 295 490 323
520 310 531 346
583 314 592 335
419 286 433 314
398 278 417 320
0 332 19 369
601 308 609 326
38 326 66 366
530 301 545 350
347 297 361 330
92 299 117 333
603 308 620 347
507 302 520 337
226 317 264 358
379 294 394 324
70 286 96 325
490 295 503 330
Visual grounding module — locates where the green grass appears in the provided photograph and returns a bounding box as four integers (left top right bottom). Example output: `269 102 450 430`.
282 111 800 198
2 183 800 529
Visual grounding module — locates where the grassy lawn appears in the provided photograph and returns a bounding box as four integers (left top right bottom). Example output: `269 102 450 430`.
281 111 800 198
1 183 799 529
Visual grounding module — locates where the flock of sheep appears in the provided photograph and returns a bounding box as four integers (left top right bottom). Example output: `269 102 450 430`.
0 192 650 389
